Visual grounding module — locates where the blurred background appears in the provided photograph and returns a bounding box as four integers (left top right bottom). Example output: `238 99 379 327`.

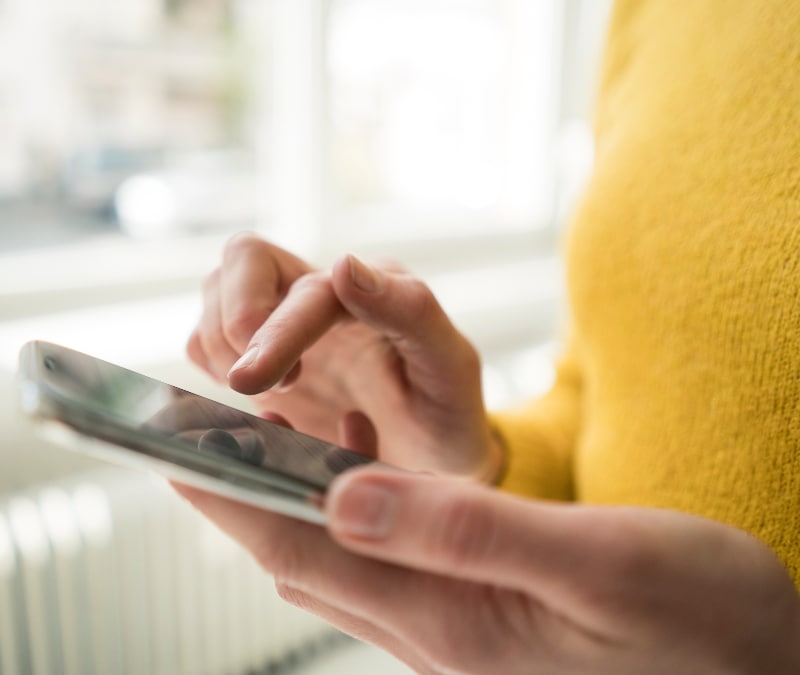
0 0 610 672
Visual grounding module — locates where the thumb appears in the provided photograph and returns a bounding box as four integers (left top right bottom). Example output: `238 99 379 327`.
326 467 593 606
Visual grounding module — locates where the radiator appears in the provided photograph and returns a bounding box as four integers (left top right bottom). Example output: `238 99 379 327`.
0 468 342 675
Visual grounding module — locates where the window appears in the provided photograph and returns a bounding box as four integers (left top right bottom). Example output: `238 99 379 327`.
0 0 610 404
326 1 559 236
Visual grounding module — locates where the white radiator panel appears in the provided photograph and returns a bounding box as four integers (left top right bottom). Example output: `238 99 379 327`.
0 468 338 675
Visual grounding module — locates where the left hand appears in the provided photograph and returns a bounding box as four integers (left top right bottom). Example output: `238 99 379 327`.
176 468 800 675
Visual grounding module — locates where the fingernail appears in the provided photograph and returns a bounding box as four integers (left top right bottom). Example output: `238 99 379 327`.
228 346 259 376
330 479 397 540
348 255 384 294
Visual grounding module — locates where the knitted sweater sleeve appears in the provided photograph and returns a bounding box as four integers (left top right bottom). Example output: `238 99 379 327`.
490 337 581 502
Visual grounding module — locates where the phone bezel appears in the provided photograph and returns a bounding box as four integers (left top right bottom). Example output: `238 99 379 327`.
16 341 350 524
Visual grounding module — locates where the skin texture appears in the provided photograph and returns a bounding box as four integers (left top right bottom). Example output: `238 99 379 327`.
188 232 502 481
184 233 800 674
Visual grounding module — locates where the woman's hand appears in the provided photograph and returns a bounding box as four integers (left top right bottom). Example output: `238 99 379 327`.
187 233 501 481
177 469 800 675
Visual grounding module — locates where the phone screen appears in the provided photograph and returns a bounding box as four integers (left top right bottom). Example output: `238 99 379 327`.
18 341 374 519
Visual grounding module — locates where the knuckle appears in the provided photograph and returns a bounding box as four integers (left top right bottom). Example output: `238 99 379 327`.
274 580 309 609
186 330 202 360
404 277 438 315
289 270 332 296
201 267 220 295
388 276 443 343
453 337 481 374
600 517 658 577
254 537 304 583
196 324 229 359
257 313 294 344
221 308 263 349
579 511 660 608
403 279 463 344
222 231 266 261
425 492 495 572
373 256 406 274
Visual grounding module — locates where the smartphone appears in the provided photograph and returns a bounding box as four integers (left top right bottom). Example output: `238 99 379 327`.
16 340 376 524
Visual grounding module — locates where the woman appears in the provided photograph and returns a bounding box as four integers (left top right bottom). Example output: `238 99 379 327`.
183 1 800 672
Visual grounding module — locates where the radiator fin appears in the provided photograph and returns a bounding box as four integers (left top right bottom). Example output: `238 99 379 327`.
0 468 335 675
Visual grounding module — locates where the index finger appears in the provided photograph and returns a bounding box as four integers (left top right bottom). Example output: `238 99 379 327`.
227 271 348 394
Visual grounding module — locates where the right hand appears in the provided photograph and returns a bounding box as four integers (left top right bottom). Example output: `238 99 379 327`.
187 233 503 482
176 467 800 675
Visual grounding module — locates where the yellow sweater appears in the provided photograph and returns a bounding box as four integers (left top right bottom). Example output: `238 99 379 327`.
494 0 800 587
